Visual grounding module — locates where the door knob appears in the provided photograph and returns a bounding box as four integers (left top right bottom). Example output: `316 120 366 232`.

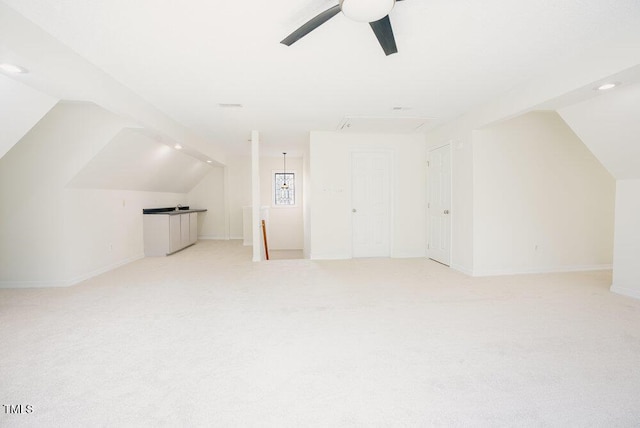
444 209 450 214
352 208 357 213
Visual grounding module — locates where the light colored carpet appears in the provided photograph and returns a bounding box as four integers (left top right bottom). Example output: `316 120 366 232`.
1 240 639 427
268 249 304 260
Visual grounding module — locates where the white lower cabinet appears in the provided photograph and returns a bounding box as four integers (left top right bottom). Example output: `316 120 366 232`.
189 212 197 244
180 214 190 248
169 215 182 254
144 212 199 256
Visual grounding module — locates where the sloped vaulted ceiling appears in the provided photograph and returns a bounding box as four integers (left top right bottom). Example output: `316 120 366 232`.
0 2 226 165
0 75 57 160
67 128 214 193
559 81 640 180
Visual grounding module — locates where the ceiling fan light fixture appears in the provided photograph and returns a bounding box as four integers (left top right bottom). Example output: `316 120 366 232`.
340 0 395 23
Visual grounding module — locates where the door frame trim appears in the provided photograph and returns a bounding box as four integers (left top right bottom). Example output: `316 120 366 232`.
349 148 395 258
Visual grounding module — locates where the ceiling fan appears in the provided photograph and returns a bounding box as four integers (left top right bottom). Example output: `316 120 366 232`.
281 0 405 56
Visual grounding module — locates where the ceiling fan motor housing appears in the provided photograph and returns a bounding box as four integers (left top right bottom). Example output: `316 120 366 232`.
340 0 396 22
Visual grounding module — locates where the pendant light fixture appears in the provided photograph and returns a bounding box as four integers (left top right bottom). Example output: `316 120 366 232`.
281 152 289 189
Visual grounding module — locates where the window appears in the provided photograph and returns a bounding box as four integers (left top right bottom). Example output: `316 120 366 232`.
274 172 295 206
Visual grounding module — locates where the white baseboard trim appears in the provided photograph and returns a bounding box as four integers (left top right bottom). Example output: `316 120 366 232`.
472 264 613 277
310 253 351 260
198 235 229 240
392 252 427 259
0 254 144 289
67 254 145 287
450 263 473 276
0 279 70 289
611 284 640 300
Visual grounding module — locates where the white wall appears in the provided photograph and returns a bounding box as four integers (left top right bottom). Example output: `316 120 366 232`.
188 166 227 240
1 102 124 285
611 179 640 299
309 136 350 259
225 156 252 239
259 155 303 250
423 34 639 286
556 76 640 300
303 148 311 258
452 136 475 274
309 132 427 259
0 102 195 287
63 189 185 284
221 154 306 250
472 111 615 275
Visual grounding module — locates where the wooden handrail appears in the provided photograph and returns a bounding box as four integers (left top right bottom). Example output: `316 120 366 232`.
261 219 269 260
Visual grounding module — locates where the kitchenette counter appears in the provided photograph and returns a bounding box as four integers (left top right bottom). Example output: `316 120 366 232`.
142 207 207 256
143 207 207 215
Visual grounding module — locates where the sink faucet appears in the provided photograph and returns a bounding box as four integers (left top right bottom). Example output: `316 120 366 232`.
176 204 182 211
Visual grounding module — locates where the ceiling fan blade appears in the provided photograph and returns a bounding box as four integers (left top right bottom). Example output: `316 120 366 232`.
369 15 398 56
281 5 342 46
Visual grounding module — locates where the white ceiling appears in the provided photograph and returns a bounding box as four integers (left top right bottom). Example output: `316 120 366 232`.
2 0 640 157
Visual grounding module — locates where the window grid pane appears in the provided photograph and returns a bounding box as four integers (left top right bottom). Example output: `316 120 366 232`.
274 173 295 205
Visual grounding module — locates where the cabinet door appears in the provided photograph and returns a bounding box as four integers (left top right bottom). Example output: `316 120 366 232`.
169 215 181 253
180 213 190 247
189 212 198 244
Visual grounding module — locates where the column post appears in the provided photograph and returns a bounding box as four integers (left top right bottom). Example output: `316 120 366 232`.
251 131 261 262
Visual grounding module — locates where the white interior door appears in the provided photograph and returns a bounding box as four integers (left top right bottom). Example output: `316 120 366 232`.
351 151 391 258
428 144 451 265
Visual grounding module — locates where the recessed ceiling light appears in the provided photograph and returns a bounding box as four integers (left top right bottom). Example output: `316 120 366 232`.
596 82 618 91
206 160 212 163
0 63 29 74
174 144 183 150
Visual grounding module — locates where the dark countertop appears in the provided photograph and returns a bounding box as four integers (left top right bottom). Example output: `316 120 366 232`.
143 207 207 215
